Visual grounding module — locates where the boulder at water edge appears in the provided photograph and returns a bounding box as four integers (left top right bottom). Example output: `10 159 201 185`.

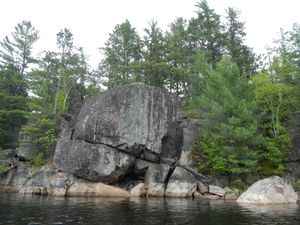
237 176 298 204
54 83 179 183
165 167 197 198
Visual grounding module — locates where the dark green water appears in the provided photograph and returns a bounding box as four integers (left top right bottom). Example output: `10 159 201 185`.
0 193 300 225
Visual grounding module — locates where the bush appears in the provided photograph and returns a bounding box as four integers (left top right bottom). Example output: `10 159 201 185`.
19 114 58 164
32 153 46 167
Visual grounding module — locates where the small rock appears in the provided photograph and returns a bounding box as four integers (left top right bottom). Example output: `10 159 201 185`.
193 191 203 198
130 183 146 197
209 185 226 197
197 181 208 194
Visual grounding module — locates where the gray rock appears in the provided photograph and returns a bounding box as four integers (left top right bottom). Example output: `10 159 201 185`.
66 179 130 197
73 83 178 154
178 117 201 166
224 187 239 200
130 183 146 197
161 122 183 160
193 191 203 198
16 133 36 161
1 160 29 188
237 176 298 204
134 159 155 175
145 163 170 197
54 139 136 183
1 149 16 160
197 181 209 194
209 185 226 197
165 166 197 198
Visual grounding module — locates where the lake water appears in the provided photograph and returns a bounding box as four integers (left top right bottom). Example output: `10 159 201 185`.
0 193 300 225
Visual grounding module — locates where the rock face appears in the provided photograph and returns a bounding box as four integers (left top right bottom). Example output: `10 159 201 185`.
177 116 201 166
54 139 135 183
1 83 211 198
16 133 36 161
237 176 298 204
144 164 170 197
73 82 178 154
165 167 197 197
0 162 130 197
54 83 180 183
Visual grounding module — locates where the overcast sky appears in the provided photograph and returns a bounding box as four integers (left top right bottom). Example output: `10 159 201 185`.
0 0 299 68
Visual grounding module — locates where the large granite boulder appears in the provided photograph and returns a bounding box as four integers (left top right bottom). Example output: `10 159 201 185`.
237 176 298 204
54 139 135 183
73 82 178 154
165 166 197 197
53 83 180 183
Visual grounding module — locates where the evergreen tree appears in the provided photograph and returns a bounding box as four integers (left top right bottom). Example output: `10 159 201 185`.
165 18 191 95
141 20 169 87
0 20 39 74
192 56 260 183
188 0 224 68
224 8 256 76
0 21 39 149
29 29 90 115
99 20 142 88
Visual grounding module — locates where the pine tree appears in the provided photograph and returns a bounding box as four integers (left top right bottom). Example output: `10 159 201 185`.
0 21 39 149
192 56 260 183
99 20 142 88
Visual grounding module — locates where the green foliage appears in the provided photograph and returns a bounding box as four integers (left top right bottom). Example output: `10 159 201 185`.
191 56 261 182
31 153 47 167
292 179 300 192
224 8 257 76
20 115 58 159
0 94 28 149
0 20 39 74
99 19 142 88
0 163 6 174
230 179 246 191
252 69 296 176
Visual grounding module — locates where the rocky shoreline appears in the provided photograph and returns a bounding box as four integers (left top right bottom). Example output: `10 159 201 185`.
0 83 299 204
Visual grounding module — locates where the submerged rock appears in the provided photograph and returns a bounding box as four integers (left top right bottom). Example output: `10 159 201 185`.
237 176 298 204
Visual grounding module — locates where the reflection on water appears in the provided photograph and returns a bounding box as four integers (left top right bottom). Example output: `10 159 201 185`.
0 194 299 225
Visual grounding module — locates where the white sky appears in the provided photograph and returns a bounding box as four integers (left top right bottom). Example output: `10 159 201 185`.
0 0 299 68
